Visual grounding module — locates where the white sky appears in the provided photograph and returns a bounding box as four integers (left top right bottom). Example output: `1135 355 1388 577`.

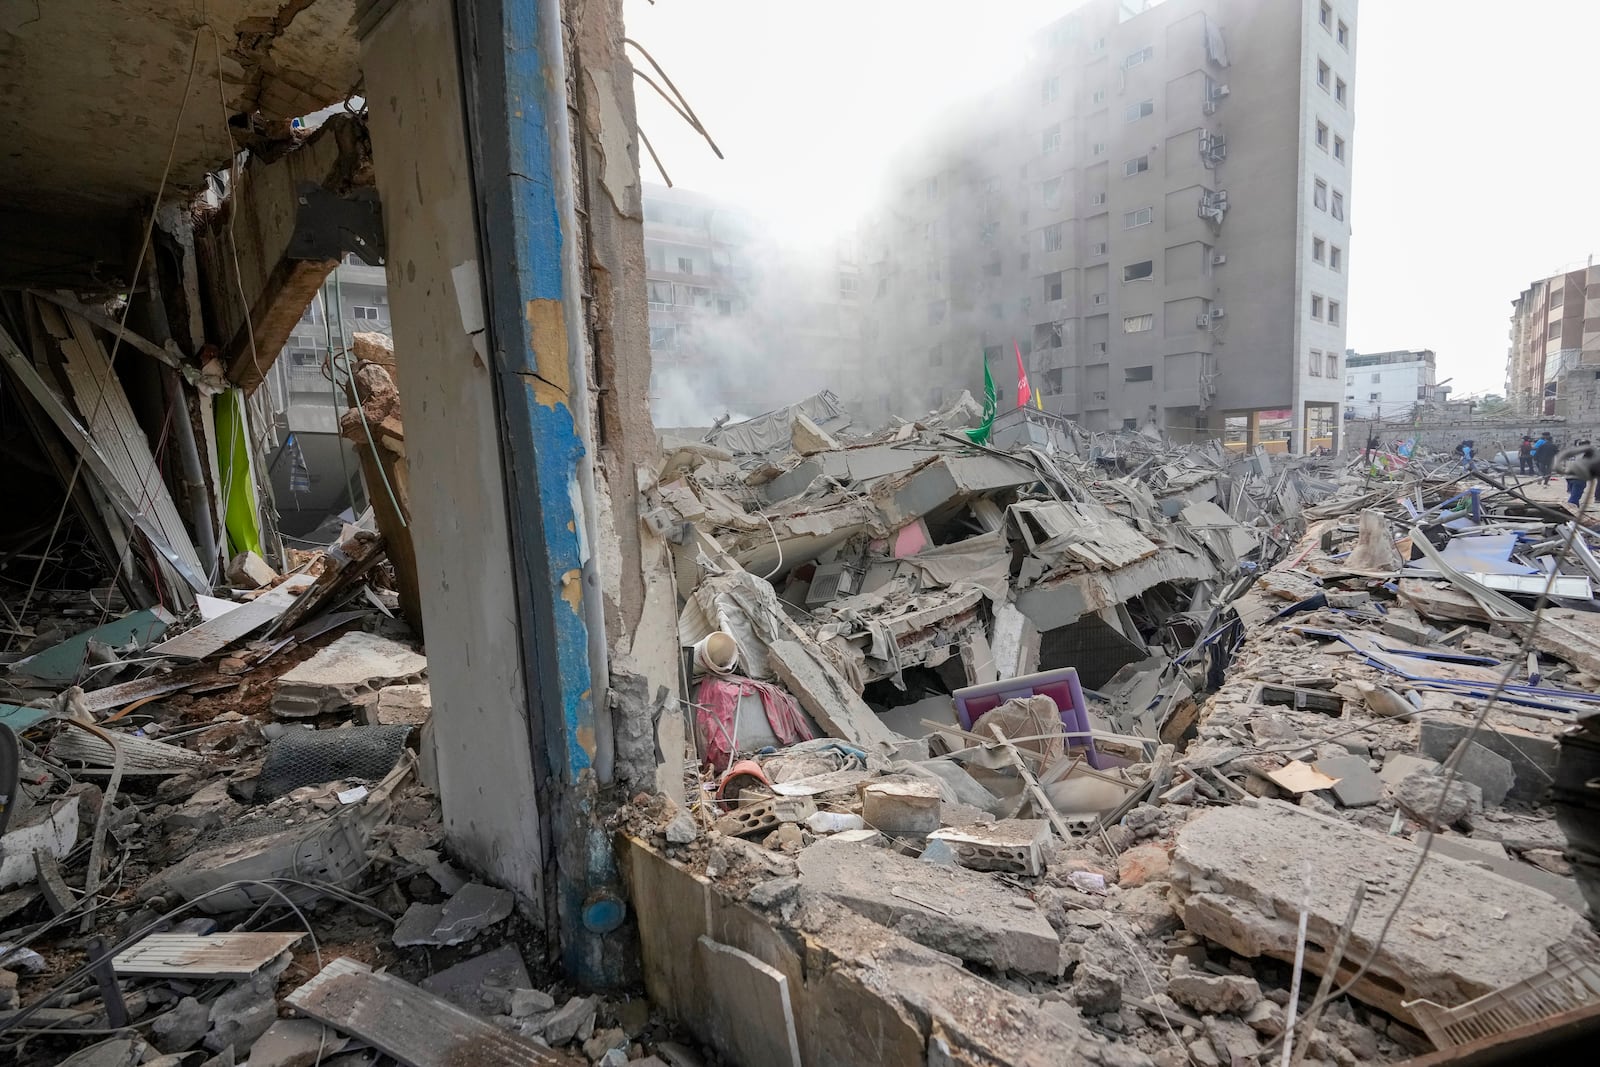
626 0 1600 397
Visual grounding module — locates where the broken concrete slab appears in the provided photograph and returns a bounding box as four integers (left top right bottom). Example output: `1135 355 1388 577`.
796 837 1061 976
765 639 900 752
1170 801 1592 1021
246 1018 344 1067
418 945 533 1016
392 883 513 948
205 970 282 1053
1379 753 1440 787
1312 755 1383 808
272 632 426 718
152 996 210 1053
1394 770 1482 829
539 995 600 1045
1448 739 1516 808
1414 832 1587 912
1418 717 1557 803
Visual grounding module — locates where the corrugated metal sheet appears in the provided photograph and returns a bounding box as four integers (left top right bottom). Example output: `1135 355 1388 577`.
112 932 305 978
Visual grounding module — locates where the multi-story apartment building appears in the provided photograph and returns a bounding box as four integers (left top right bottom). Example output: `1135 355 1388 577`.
643 183 861 423
857 0 1357 449
1507 262 1600 419
253 256 383 534
1342 348 1437 421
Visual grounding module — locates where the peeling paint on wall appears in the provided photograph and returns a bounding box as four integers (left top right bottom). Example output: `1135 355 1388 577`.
582 69 638 216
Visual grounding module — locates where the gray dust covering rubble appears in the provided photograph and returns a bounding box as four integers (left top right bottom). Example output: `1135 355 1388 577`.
626 392 1600 1065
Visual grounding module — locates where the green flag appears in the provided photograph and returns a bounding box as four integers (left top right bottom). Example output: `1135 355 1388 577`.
964 353 997 445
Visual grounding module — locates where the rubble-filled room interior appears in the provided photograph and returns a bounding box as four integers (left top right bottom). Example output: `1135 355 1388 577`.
2 2 1599 1067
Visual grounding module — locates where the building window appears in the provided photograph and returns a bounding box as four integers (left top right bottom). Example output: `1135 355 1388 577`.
1092 141 1107 156
1123 314 1155 333
647 280 672 305
1311 295 1324 320
1330 245 1342 271
1123 206 1153 228
1335 78 1347 105
1314 179 1328 210
1090 191 1107 206
1334 136 1345 162
984 176 1001 196
1369 391 1380 401
1021 296 1032 313
1317 61 1331 90
1312 237 1326 263
718 298 734 315
1123 155 1150 177
839 275 858 298
1315 121 1329 150
677 256 694 273
1042 76 1060 104
1328 300 1341 325
1045 272 1064 301
1337 21 1349 47
1123 259 1154 282
1042 124 1061 153
1090 35 1106 53
650 326 676 349
928 300 947 325
1320 2 1333 29
1092 88 1106 104
1310 348 1323 376
1327 352 1339 376
1125 365 1154 381
1019 252 1030 271
1090 241 1108 256
1125 46 1154 68
1125 100 1154 123
1042 176 1063 207
1042 224 1064 252
1331 190 1345 220
352 305 381 321
1036 322 1065 349
1370 372 1381 383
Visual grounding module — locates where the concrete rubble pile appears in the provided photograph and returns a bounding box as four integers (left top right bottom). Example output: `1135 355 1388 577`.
623 393 1600 1065
0 514 690 1067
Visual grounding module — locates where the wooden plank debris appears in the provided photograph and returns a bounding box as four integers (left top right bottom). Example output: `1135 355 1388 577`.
112 932 305 979
988 722 1075 843
149 574 316 659
287 956 564 1067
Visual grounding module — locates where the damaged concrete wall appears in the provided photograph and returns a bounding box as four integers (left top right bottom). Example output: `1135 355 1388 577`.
564 0 683 794
356 0 546 902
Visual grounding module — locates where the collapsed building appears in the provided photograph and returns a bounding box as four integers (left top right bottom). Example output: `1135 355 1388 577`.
1 2 1599 1067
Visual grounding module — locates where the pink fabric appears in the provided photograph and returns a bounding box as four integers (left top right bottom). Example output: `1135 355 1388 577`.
695 675 815 773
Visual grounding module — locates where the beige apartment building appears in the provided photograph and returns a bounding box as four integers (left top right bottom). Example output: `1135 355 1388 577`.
856 0 1357 449
1507 263 1600 419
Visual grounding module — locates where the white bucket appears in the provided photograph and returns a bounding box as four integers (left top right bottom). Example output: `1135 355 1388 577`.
692 631 739 675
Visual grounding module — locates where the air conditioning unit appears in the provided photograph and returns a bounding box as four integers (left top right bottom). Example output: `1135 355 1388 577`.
806 561 860 605
1091 242 1108 256
1091 192 1107 205
1213 84 1231 99
1211 253 1227 266
1211 306 1226 320
1196 314 1212 328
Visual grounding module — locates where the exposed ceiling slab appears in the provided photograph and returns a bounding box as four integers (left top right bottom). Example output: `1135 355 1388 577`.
0 0 359 227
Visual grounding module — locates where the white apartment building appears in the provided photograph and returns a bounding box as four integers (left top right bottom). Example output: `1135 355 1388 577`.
856 0 1357 450
1343 348 1437 421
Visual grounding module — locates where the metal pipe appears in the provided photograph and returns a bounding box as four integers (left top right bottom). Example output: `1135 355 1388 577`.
540 0 614 784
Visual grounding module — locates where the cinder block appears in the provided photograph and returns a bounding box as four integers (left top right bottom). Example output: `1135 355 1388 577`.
927 820 1050 876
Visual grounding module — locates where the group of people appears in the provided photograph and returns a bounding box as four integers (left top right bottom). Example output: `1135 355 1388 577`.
1515 432 1593 506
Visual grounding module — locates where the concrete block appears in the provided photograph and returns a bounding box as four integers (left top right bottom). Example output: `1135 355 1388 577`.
273 632 426 718
1379 753 1440 786
1394 771 1481 828
861 779 942 837
1171 801 1591 1022
228 551 278 589
540 995 599 1046
246 1019 341 1067
926 820 1049 876
1449 739 1515 808
152 996 209 1053
714 797 815 839
1166 972 1261 1015
363 682 431 727
797 837 1062 976
1313 755 1384 808
1419 717 1558 802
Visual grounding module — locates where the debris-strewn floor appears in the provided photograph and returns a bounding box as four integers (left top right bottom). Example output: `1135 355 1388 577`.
627 399 1600 1065
0 520 706 1067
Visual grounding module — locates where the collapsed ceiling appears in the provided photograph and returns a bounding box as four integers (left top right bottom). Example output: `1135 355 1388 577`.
0 0 360 279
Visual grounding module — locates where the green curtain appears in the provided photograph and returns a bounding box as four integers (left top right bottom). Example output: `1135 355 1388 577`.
214 388 262 558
